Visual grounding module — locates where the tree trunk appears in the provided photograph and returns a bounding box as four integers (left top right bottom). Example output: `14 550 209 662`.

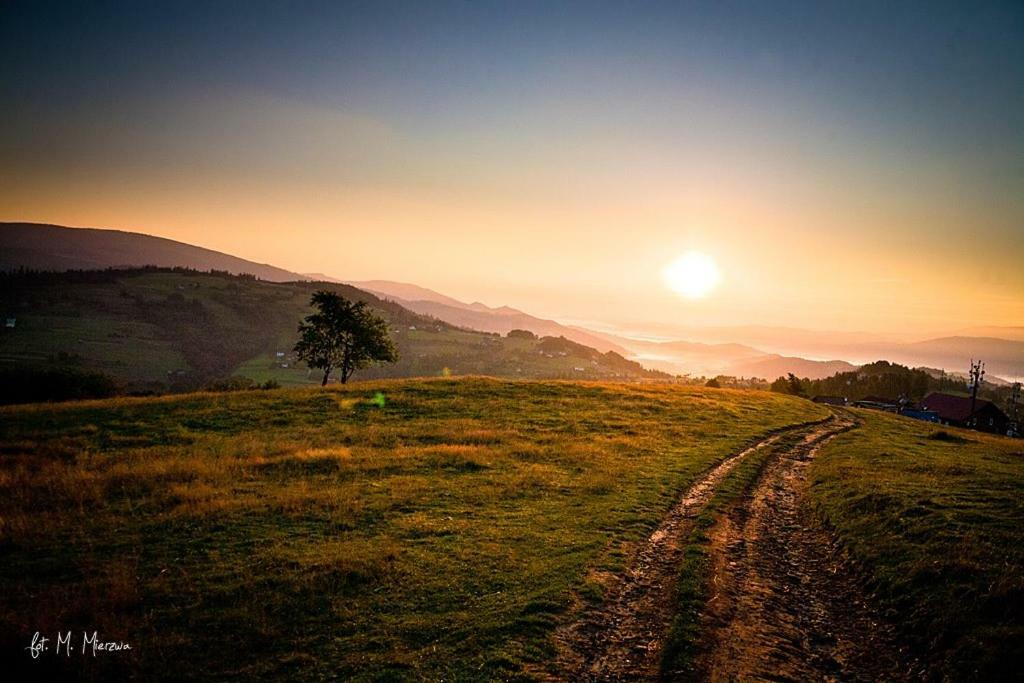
321 368 331 386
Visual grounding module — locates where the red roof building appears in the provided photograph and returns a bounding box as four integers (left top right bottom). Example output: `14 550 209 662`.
920 392 1009 434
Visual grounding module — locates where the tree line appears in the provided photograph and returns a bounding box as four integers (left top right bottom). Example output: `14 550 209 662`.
767 360 1014 405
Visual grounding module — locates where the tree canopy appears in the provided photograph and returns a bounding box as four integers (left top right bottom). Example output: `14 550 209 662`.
294 291 398 385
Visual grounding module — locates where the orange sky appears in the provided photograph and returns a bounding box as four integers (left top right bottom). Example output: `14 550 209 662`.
4 156 1020 338
3 4 1022 337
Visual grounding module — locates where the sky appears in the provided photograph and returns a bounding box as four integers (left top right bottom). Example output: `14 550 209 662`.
2 0 1022 337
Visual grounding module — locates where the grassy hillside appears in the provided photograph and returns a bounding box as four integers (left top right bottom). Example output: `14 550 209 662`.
0 379 826 680
366 294 630 354
810 410 1024 680
0 268 662 398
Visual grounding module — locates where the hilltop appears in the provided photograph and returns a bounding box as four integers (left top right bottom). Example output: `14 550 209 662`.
0 222 306 282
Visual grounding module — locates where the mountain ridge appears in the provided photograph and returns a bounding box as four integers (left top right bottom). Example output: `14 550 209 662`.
1 222 308 282
343 279 630 354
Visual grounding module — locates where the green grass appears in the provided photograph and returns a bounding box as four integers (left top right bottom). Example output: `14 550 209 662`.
0 378 825 680
809 410 1024 680
0 313 187 382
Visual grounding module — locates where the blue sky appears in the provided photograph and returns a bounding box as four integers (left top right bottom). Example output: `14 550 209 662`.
2 1 1021 333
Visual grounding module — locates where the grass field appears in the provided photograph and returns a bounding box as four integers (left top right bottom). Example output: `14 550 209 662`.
810 410 1024 680
3 380 1021 681
0 378 826 680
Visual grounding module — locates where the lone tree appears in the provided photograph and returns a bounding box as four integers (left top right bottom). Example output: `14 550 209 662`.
294 291 398 385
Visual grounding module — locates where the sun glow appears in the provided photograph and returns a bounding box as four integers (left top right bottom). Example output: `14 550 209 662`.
663 251 722 299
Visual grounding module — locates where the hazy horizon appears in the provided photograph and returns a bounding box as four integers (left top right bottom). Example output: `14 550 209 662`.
7 219 1019 348
3 1 1022 337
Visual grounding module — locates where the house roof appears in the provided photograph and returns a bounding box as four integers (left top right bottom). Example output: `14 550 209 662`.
920 392 1006 422
859 395 897 405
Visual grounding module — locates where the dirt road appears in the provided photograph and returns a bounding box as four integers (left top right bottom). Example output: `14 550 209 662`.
691 413 916 682
555 414 914 681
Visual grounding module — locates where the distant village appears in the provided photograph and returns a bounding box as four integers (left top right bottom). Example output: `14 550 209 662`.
809 360 1019 437
813 392 1014 435
706 359 1020 438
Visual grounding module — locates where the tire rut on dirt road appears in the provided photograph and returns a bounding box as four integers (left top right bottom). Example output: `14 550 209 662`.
554 417 835 682
690 411 918 682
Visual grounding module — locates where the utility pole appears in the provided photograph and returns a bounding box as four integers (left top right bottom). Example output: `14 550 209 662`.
968 359 985 427
1009 382 1021 437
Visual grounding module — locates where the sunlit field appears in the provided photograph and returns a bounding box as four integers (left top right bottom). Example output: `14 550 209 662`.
810 410 1024 680
0 378 826 680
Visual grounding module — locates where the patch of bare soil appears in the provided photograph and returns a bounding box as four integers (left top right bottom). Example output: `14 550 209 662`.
554 419 831 682
691 413 919 682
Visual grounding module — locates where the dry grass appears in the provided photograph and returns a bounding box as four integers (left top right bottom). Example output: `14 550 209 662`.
0 377 826 680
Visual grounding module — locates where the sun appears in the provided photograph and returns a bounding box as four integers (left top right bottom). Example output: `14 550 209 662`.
663 251 721 299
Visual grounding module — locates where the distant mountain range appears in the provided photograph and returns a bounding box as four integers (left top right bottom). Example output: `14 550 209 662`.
729 355 858 380
601 337 856 380
4 221 1021 382
0 222 307 282
886 337 1024 379
343 280 629 355
339 280 471 309
955 326 1024 342
581 324 1023 380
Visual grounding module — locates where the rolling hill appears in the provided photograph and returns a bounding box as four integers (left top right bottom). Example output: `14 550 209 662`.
0 268 663 399
0 222 306 282
344 279 629 354
727 354 858 381
955 326 1024 342
895 336 1024 379
343 279 470 309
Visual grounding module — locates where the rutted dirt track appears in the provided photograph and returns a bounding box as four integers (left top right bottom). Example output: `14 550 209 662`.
692 413 915 682
556 413 914 682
